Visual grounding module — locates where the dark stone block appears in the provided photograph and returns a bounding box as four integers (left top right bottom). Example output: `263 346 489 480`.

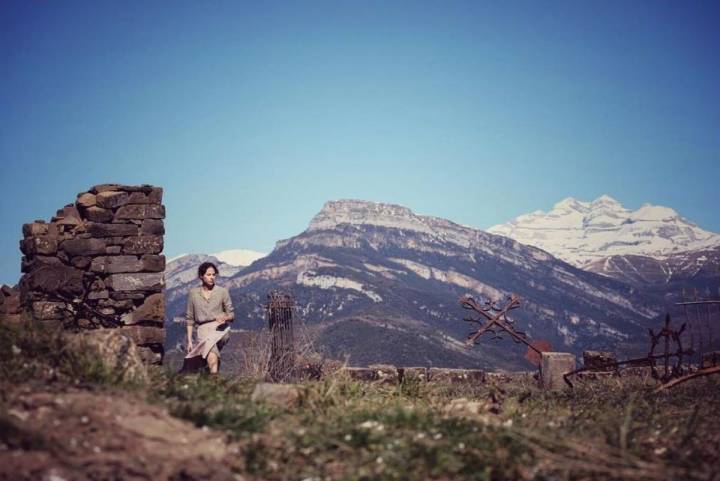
141 254 165 272
110 291 146 300
114 204 165 220
87 289 109 300
60 238 107 256
22 222 49 237
96 191 130 209
583 351 618 371
90 256 143 274
20 236 58 256
140 219 164 235
0 288 20 314
53 205 83 226
76 192 97 208
21 264 85 296
87 222 139 238
70 256 92 269
344 367 378 381
148 187 163 203
106 273 164 291
127 192 152 204
82 206 114 223
121 293 165 325
123 236 163 255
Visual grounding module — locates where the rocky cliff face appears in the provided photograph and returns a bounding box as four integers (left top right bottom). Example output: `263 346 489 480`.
166 200 663 370
487 195 720 287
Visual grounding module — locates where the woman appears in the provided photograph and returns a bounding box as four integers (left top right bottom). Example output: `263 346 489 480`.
184 262 234 374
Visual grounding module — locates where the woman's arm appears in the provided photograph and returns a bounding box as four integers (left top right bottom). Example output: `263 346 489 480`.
219 288 235 324
185 292 195 352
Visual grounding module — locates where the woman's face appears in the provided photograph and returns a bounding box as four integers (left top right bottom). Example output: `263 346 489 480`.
201 267 217 287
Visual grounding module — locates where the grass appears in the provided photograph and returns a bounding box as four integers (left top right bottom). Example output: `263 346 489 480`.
1 323 718 480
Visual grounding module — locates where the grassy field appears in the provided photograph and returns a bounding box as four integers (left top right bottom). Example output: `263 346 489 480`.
1 324 718 481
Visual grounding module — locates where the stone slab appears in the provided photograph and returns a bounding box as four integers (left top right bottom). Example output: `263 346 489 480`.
428 368 479 383
96 191 130 209
540 352 576 391
251 383 303 408
82 206 114 223
114 204 165 220
583 350 617 371
20 236 58 256
140 219 165 235
344 367 378 381
141 254 165 272
368 364 400 384
76 192 97 208
87 222 139 238
121 293 164 325
123 236 163 255
399 367 427 382
22 264 84 295
22 222 49 237
60 238 107 256
106 273 164 291
90 256 143 274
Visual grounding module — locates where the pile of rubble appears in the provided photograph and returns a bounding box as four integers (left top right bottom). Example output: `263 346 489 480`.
16 184 166 364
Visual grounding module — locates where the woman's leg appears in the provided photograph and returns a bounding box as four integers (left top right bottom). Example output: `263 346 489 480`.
207 351 220 373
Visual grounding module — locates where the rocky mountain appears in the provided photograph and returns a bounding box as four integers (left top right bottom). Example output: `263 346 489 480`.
165 200 664 370
166 250 265 289
487 195 720 288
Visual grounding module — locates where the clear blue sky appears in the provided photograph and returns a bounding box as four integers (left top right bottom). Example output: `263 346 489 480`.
1 0 719 285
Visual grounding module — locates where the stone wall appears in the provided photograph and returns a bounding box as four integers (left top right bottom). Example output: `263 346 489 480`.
17 184 166 364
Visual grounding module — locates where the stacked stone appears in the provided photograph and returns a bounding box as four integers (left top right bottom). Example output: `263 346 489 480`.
18 184 166 364
0 285 21 324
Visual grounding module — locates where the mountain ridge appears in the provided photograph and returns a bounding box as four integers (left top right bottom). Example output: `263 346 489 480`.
165 199 664 370
487 195 720 281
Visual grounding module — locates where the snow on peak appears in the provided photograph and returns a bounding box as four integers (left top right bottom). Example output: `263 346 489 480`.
591 194 622 208
487 196 720 266
553 197 589 212
630 204 679 222
210 249 267 267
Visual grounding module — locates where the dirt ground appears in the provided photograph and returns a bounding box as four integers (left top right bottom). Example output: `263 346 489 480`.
0 384 246 481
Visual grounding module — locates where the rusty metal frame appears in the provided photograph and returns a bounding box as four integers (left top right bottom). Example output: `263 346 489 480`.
460 294 542 355
563 313 693 388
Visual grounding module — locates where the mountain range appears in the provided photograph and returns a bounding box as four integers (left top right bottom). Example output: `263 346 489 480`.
488 195 720 292
164 198 708 370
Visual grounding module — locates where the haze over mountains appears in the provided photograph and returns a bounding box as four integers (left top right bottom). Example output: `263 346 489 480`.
163 197 713 370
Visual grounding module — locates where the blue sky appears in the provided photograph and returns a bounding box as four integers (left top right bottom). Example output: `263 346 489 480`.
1 0 719 285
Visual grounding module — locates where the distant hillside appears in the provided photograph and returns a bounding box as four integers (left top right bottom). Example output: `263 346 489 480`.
165 200 664 370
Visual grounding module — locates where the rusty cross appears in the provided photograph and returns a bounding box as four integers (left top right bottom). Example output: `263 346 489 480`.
460 294 542 355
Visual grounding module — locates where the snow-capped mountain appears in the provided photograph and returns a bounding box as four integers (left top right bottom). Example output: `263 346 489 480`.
165 199 664 370
165 249 265 290
487 195 720 285
210 249 266 267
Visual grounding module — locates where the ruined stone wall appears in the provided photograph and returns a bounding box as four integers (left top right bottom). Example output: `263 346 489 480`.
18 184 166 364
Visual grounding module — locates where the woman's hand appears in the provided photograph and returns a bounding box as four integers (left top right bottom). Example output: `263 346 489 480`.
186 339 194 353
216 314 230 325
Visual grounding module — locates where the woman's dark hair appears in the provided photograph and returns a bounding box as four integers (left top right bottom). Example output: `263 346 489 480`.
198 262 219 278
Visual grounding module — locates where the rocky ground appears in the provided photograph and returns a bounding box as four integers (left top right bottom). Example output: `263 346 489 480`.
1 323 719 481
0 385 242 481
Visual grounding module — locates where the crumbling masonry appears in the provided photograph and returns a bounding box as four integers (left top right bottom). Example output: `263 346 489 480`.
17 184 166 364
